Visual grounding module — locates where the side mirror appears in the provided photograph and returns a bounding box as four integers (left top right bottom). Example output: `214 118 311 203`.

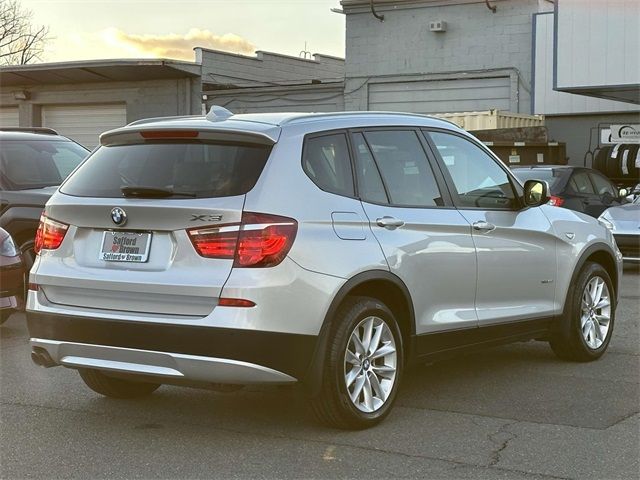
523 179 550 207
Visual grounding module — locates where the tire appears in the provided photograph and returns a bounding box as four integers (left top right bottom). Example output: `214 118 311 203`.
79 369 160 399
310 296 403 430
549 262 615 362
19 238 36 272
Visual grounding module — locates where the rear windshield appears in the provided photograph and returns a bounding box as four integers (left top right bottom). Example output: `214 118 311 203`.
60 141 272 198
0 139 88 190
511 168 566 192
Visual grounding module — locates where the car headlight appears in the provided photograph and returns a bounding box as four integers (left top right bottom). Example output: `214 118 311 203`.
598 217 615 231
0 234 19 257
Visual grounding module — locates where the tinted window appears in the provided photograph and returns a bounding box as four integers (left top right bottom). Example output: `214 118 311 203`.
0 140 87 190
589 172 616 196
351 133 388 204
302 134 354 197
569 172 595 195
428 131 517 209
61 141 271 198
362 130 443 207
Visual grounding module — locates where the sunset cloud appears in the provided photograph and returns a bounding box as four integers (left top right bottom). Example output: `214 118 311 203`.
101 28 256 61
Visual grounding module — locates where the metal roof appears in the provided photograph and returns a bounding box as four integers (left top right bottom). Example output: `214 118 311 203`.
0 59 201 87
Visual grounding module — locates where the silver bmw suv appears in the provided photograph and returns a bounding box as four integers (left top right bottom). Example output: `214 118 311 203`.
27 110 623 429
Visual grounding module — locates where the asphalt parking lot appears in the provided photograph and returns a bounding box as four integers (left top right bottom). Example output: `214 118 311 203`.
1 268 638 480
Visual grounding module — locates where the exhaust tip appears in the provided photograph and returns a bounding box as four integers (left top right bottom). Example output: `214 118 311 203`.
31 347 56 368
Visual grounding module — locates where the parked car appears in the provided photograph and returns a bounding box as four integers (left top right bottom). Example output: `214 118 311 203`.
0 228 25 324
599 195 640 263
511 165 626 218
0 128 89 270
27 110 622 429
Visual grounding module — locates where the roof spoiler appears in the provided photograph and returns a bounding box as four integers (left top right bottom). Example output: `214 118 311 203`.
100 127 276 147
0 127 58 135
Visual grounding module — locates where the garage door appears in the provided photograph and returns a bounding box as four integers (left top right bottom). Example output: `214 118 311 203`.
368 77 511 114
42 104 127 148
0 107 19 127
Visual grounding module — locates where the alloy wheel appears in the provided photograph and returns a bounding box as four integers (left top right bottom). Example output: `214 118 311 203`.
580 276 611 350
344 316 397 413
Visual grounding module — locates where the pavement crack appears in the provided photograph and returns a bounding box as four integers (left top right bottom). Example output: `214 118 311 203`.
487 421 519 468
1 400 568 480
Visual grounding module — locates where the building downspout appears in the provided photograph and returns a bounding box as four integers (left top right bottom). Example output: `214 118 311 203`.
370 0 384 22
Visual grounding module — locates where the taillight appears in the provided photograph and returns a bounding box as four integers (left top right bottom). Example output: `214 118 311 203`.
187 212 297 268
547 196 565 207
34 215 69 254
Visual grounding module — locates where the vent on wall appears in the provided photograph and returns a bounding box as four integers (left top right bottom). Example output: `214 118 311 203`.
429 20 447 32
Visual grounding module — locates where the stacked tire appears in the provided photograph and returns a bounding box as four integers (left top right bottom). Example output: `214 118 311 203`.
594 144 640 183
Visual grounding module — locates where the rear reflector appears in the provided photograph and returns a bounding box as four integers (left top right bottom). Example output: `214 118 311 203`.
218 298 256 308
34 215 69 254
140 130 199 139
187 212 297 268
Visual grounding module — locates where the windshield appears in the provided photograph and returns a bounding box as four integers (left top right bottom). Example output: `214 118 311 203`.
60 141 272 198
511 168 566 191
0 139 88 190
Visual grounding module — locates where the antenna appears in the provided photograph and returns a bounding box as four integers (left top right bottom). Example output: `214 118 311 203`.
299 41 312 59
206 105 233 122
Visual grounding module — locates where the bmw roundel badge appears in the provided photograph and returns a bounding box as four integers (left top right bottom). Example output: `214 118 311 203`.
110 207 127 226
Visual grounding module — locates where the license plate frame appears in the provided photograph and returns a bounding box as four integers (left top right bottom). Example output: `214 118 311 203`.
99 230 152 263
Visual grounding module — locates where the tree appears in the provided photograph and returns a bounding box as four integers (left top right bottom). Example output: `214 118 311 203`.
0 0 48 65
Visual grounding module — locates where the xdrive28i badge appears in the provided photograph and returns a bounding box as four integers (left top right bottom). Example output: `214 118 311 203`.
110 207 127 226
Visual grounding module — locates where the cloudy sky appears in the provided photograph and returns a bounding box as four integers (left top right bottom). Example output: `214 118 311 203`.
21 0 346 63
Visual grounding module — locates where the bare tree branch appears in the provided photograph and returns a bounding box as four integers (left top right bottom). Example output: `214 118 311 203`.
0 0 49 65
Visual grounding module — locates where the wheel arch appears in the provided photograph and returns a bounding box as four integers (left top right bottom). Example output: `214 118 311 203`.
304 269 415 395
562 243 619 316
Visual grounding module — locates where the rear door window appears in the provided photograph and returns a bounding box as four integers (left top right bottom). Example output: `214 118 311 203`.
588 172 616 196
60 141 272 198
360 130 444 207
569 172 596 195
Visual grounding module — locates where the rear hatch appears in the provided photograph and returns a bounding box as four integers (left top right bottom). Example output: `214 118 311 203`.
35 129 275 317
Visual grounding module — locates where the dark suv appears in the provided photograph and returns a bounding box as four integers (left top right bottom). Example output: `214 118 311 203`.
0 128 88 270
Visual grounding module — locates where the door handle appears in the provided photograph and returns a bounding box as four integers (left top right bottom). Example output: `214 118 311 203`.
376 216 405 229
472 221 496 232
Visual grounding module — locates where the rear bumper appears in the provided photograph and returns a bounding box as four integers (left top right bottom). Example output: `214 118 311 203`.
27 312 317 384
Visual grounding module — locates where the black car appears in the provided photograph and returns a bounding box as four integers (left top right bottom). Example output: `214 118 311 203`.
0 227 25 324
0 128 88 269
511 165 626 218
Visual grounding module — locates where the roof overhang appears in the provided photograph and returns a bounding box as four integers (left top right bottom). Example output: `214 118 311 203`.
555 85 640 106
0 59 201 87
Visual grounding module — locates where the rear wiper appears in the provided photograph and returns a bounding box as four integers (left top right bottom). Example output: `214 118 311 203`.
120 186 196 198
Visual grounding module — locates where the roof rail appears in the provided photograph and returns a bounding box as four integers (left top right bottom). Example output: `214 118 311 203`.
0 127 58 135
277 111 463 128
